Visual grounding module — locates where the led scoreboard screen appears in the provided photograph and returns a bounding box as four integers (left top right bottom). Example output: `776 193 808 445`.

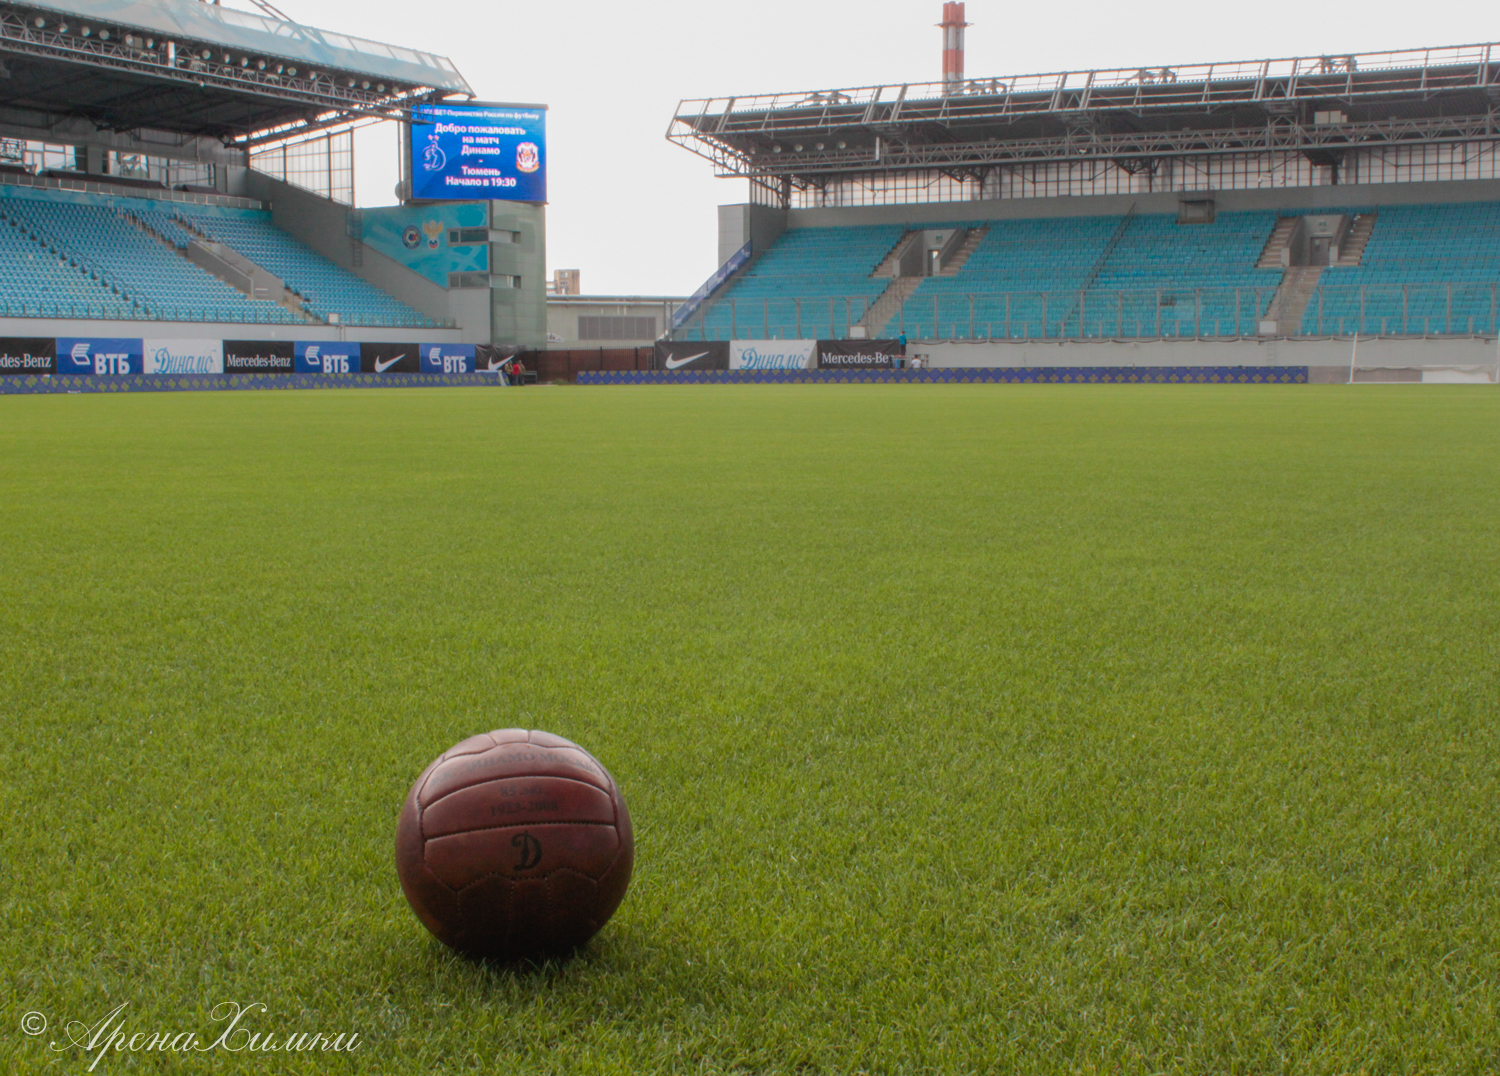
409 102 546 202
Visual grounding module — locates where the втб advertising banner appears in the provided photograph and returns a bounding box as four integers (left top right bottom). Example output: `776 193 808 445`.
410 102 547 202
224 341 294 374
655 341 729 371
0 338 55 374
143 339 224 374
816 340 901 368
420 343 476 374
729 340 816 370
55 338 142 376
295 342 361 374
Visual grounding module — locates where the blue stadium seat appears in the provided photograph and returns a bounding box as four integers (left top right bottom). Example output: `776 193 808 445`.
0 186 433 328
1299 202 1500 335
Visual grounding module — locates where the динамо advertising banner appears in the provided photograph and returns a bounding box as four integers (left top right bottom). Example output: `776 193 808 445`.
729 340 816 370
143 339 223 374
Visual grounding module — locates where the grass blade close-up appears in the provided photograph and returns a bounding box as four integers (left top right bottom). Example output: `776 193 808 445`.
3 384 1498 1074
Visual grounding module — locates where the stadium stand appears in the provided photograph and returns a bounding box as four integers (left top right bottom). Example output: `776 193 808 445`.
688 213 1287 340
172 207 440 328
1301 202 1500 335
0 185 436 327
682 202 1500 340
0 202 134 320
888 212 1283 339
696 225 906 340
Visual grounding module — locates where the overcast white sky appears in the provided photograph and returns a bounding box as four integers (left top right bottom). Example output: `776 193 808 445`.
283 0 1498 295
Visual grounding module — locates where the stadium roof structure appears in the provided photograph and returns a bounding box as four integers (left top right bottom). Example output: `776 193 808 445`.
669 42 1500 185
0 0 473 147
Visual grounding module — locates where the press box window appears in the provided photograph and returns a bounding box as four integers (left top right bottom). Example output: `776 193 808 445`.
578 316 658 341
447 227 490 245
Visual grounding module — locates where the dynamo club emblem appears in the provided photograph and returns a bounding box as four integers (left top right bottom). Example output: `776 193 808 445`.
516 142 540 174
421 131 446 173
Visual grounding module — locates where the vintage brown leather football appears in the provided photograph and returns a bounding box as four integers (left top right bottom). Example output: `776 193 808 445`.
396 729 634 960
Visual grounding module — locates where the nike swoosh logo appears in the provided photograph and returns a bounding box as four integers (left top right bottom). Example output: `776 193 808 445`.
665 351 709 369
374 355 404 373
484 359 503 371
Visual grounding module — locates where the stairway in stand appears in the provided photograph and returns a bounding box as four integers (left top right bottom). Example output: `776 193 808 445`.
858 276 923 336
141 213 320 323
1257 217 1299 268
1265 266 1324 333
1335 213 1376 266
933 225 988 276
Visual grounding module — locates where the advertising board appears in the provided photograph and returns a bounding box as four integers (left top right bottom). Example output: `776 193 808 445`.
654 341 730 371
420 343 476 374
729 340 816 370
410 102 546 202
0 338 56 374
295 342 361 374
362 343 421 374
224 341 294 374
56 338 142 375
143 339 224 374
817 340 902 368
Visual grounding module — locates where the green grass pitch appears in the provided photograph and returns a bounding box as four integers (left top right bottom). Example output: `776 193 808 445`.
3 383 1499 1074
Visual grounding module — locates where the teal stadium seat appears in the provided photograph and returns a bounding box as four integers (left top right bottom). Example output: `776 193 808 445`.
1299 202 1500 335
683 205 1500 340
0 187 432 328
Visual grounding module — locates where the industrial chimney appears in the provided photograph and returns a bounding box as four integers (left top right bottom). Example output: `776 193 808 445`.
941 2 969 90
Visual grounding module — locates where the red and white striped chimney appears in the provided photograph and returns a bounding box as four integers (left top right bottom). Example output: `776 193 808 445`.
941 2 969 90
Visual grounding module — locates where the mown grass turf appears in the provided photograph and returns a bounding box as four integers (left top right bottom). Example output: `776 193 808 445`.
2 384 1498 1074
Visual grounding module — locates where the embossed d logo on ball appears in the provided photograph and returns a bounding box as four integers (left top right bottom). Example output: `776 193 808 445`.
511 831 542 870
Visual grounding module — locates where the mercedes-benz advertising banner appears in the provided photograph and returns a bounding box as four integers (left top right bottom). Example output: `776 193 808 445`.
654 341 729 371
729 340 816 370
0 338 56 375
224 341 294 374
817 340 902 368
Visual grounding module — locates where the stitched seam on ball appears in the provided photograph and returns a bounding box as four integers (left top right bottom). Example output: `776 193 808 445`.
426 819 617 839
415 806 460 894
421 772 611 810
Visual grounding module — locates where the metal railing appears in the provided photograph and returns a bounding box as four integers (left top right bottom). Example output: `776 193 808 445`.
675 283 1500 341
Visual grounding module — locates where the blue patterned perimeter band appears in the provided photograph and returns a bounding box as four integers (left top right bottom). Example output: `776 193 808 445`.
579 367 1308 386
0 373 503 394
